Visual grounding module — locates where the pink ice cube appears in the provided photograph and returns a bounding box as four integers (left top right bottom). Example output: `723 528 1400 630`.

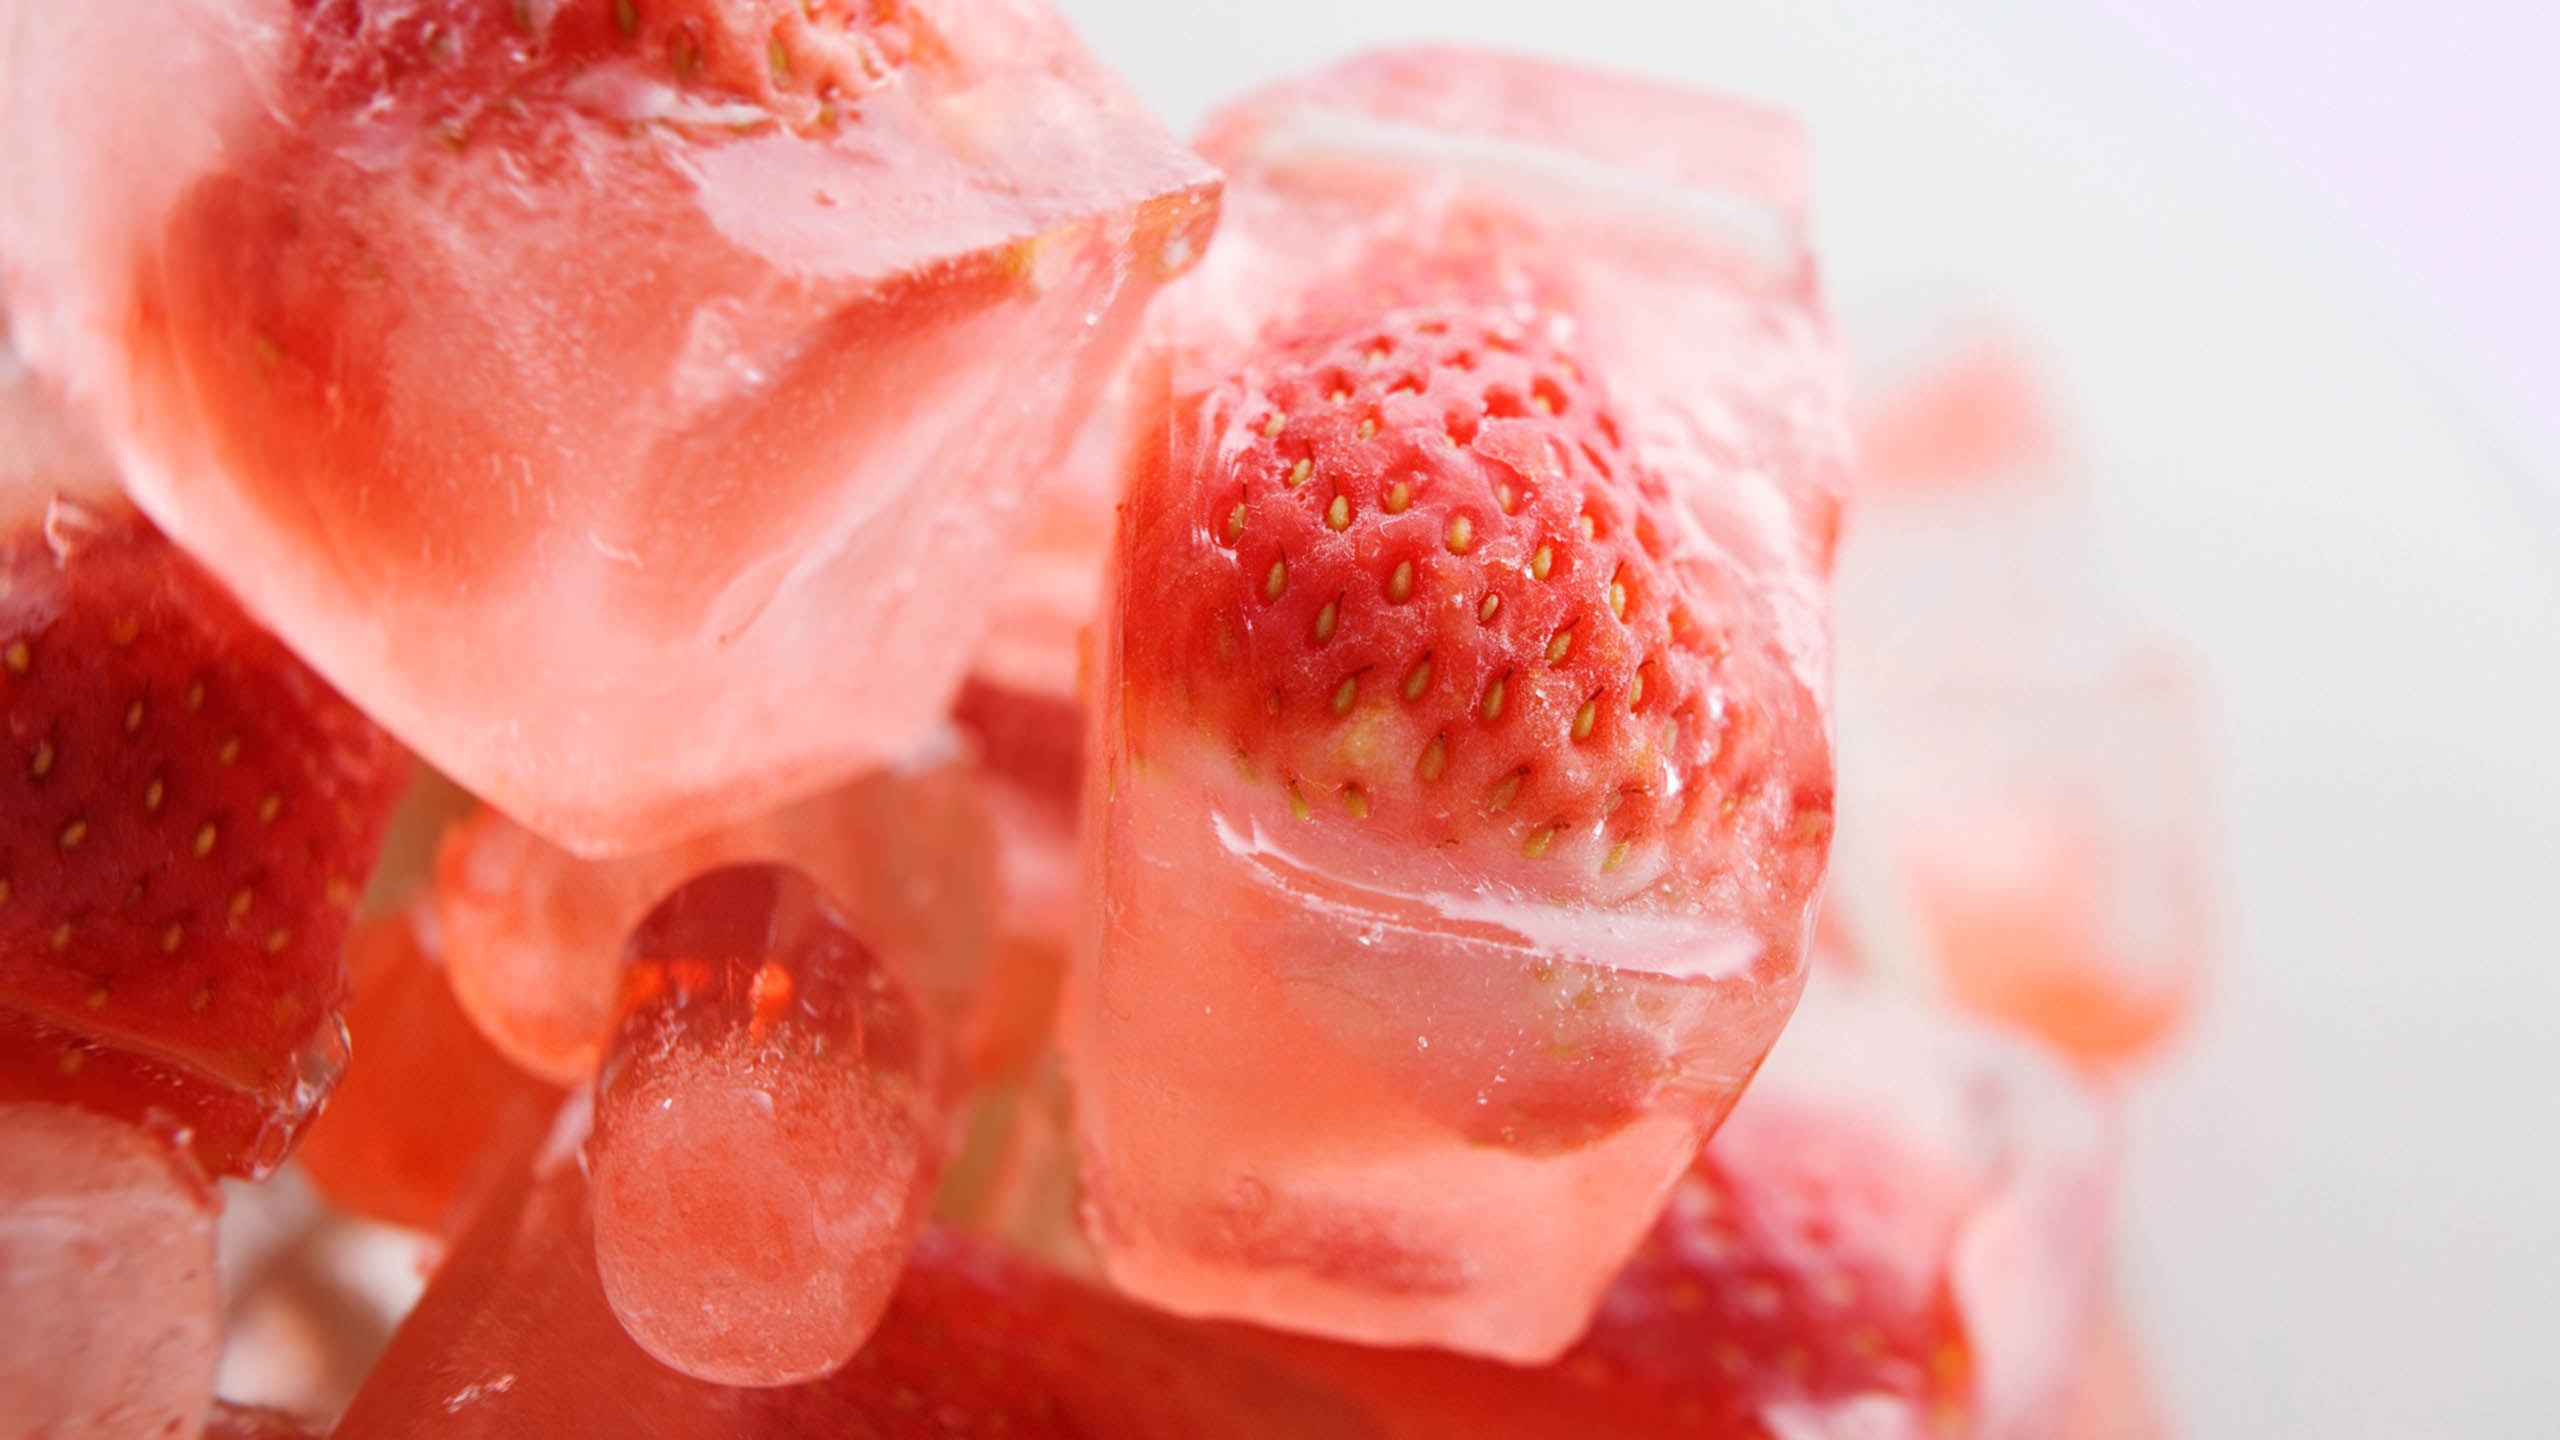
588 864 945 1387
0 0 1217 853
1070 49 1847 1360
0 1103 221 1440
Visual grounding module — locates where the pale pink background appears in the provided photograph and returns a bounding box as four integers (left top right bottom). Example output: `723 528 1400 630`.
2088 2 2560 463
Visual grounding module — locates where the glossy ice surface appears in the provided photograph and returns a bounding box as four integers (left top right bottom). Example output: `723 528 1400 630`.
1073 48 1846 1359
435 742 996 1085
588 865 944 1386
0 1103 220 1440
0 0 1218 854
295 906 562 1233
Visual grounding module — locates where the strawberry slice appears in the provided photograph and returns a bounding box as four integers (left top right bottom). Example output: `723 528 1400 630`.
0 495 406 1175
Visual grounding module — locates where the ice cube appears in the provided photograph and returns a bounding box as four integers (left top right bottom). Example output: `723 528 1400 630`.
0 0 1218 854
1069 49 1847 1359
0 1103 220 1440
587 864 945 1386
1834 329 2212 1064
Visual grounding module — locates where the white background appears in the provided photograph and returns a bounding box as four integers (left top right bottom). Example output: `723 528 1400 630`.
1055 2 2560 1435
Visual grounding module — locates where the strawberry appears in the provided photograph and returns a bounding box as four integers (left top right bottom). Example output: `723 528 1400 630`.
1120 282 1830 912
1557 1102 1978 1436
1247 1095 1978 1440
0 496 406 1175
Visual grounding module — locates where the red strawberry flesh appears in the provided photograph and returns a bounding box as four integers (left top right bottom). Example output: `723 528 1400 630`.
0 497 405 1175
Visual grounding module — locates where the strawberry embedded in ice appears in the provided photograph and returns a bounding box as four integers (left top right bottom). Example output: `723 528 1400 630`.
1074 47 1844 1361
0 1103 221 1440
0 498 405 1177
1124 296 1826 914
0 0 1218 854
588 865 945 1387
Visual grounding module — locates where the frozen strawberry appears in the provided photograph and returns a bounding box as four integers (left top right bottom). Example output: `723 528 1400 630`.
0 497 405 1176
0 0 1216 854
0 1102 220 1440
337 1106 1376 1439
296 904 562 1232
1073 49 1843 1360
1249 979 2116 1440
434 744 996 1085
1837 328 2211 1066
588 865 946 1387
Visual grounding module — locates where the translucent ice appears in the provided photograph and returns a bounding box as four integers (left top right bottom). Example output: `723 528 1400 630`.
1071 49 1846 1359
0 1103 220 1440
1836 329 2212 1064
1240 976 2116 1439
0 0 1218 853
588 865 944 1386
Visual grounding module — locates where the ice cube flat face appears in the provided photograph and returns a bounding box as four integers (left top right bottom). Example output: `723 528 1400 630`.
0 1103 221 1440
1075 760 1735 1360
1070 51 1846 1360
0 0 1218 854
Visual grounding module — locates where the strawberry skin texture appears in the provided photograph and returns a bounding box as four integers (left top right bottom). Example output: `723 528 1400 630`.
1123 286 1829 911
0 498 405 1174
